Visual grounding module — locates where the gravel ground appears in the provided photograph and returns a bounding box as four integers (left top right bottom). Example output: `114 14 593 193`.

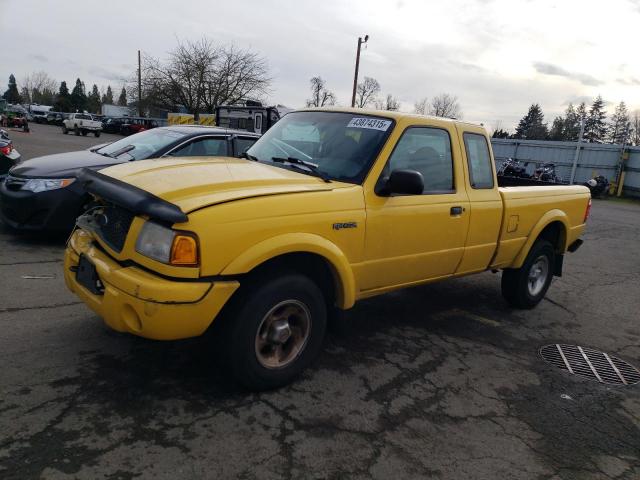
1 127 639 479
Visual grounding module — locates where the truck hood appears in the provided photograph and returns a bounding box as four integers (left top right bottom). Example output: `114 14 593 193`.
99 157 349 213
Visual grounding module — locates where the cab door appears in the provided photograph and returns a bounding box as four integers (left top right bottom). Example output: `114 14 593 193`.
360 124 470 292
455 128 503 274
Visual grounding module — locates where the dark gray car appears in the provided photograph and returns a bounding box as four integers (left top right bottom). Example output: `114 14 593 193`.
0 126 260 232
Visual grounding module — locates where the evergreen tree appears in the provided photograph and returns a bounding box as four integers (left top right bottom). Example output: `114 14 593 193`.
20 86 31 105
102 85 114 105
514 104 548 140
39 88 55 105
3 74 22 103
87 84 102 114
548 117 565 141
492 129 510 139
608 101 630 144
117 86 127 106
31 88 42 104
53 81 72 112
562 103 581 141
70 78 87 112
584 95 607 143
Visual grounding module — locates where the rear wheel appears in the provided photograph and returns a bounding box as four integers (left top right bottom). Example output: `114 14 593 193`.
62 126 68 134
221 273 327 390
74 126 80 136
501 240 555 309
94 131 101 138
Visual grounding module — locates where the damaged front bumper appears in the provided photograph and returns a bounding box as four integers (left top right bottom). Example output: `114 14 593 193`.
64 229 239 340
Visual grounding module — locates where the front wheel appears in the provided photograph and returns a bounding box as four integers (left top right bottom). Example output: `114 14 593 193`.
74 126 80 136
222 273 327 390
94 131 101 138
62 126 68 134
501 240 555 309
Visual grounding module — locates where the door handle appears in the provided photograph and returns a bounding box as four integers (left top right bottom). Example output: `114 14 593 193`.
450 206 464 216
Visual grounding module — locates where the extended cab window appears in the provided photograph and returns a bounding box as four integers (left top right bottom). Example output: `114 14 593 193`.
383 127 454 193
463 133 494 189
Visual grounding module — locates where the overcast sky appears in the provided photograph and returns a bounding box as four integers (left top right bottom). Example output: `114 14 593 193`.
2 0 640 129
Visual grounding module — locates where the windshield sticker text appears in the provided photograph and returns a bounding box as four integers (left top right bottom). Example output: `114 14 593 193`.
347 117 392 131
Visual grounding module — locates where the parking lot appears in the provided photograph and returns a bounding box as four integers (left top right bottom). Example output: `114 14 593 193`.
1 127 640 479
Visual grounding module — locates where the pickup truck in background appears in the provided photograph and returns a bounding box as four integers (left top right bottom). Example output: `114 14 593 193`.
64 108 590 390
63 113 102 137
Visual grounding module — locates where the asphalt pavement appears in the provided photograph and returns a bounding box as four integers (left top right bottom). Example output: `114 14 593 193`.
1 127 640 479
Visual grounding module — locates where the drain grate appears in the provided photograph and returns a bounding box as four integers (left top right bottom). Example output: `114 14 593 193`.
540 344 640 386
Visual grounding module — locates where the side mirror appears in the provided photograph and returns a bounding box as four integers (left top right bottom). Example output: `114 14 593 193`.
382 169 424 195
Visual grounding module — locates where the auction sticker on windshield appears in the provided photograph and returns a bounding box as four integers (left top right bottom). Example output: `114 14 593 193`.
347 117 392 131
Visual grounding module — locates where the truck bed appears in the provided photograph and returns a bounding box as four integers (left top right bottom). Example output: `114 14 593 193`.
497 174 569 187
490 184 590 269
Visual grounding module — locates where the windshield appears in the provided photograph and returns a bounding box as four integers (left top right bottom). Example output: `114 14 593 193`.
246 111 394 183
96 128 187 161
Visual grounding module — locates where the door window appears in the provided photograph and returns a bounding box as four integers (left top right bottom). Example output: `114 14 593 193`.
170 137 229 157
463 133 494 189
383 127 454 193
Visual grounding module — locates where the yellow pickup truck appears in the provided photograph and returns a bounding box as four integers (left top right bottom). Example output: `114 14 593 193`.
64 108 590 389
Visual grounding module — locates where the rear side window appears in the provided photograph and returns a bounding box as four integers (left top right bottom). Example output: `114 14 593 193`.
234 137 257 157
171 137 229 157
463 133 494 189
384 127 454 193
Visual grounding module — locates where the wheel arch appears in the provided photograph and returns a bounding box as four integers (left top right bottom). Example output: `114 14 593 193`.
221 233 356 309
510 210 569 269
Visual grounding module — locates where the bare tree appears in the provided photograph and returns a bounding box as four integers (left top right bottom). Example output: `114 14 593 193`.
427 93 462 119
136 38 270 118
306 76 336 107
375 94 400 111
413 97 428 115
202 44 271 112
355 76 380 108
22 71 57 104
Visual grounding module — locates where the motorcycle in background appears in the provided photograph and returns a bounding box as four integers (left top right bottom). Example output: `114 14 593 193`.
0 129 22 176
498 158 530 178
584 175 609 198
532 162 559 183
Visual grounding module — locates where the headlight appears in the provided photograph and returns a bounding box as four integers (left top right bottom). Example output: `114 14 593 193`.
21 178 75 193
135 221 199 266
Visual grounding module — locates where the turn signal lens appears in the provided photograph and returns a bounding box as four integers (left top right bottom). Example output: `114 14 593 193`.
170 234 198 266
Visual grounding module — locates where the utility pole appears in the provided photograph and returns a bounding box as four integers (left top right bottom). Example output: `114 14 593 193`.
137 50 143 117
570 117 586 184
350 35 369 108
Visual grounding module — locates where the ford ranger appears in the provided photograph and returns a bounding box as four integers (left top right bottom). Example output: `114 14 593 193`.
64 108 590 390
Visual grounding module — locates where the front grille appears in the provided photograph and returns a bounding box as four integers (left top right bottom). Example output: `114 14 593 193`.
4 175 27 191
96 205 135 253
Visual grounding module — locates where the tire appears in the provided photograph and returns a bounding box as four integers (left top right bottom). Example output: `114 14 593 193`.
221 273 327 391
74 126 80 136
62 126 68 134
94 131 101 138
501 240 555 309
81 130 88 136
